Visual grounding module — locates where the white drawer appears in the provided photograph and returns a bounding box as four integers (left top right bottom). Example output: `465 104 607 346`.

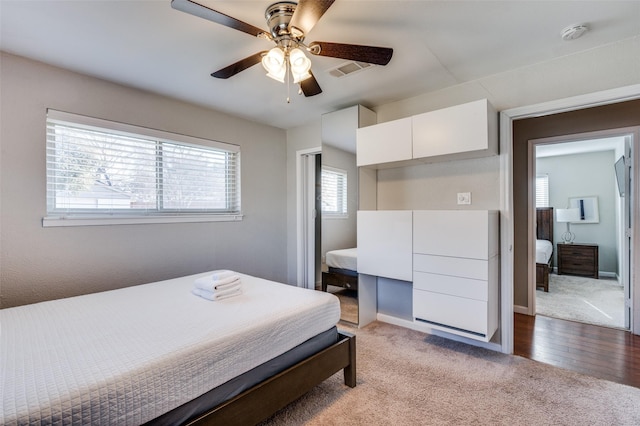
413 210 490 259
413 289 488 336
413 254 488 280
413 271 487 301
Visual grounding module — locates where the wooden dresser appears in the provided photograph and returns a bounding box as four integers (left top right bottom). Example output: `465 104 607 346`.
557 243 599 279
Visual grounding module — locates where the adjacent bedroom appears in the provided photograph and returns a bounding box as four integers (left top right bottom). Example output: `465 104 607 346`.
534 136 629 330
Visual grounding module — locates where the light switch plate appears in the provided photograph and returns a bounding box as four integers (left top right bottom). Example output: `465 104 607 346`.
457 192 471 205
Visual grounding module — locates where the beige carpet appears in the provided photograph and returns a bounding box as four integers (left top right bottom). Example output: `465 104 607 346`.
536 274 625 329
261 321 640 425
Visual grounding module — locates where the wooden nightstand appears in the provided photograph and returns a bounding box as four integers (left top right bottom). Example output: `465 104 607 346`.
557 243 599 279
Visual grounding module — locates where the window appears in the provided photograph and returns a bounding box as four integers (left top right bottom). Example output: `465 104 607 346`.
536 174 549 208
45 110 241 226
321 166 347 218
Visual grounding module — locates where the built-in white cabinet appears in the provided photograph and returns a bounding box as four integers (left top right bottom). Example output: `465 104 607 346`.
412 210 499 342
322 105 377 150
357 210 413 281
412 99 497 161
356 99 497 168
356 117 412 167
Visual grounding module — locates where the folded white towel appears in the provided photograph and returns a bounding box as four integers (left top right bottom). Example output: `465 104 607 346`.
210 270 236 280
192 287 243 301
194 275 241 292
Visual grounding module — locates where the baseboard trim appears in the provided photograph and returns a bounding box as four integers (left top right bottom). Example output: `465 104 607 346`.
376 313 502 352
514 305 530 315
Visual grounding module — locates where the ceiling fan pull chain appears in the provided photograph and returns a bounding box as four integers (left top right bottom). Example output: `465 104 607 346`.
286 58 291 103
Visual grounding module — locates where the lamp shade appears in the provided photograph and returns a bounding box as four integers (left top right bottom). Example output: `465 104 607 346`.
556 208 580 223
262 47 286 82
289 48 312 83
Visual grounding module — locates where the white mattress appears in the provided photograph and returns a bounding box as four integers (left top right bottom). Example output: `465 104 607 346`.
326 248 357 271
536 239 553 264
1 273 340 425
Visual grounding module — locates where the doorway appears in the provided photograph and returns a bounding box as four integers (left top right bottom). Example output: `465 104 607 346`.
530 132 633 330
499 93 640 355
296 148 321 290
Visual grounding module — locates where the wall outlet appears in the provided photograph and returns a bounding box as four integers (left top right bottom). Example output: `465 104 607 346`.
457 192 471 205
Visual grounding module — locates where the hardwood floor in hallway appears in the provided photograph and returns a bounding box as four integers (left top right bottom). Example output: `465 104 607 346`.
514 313 640 388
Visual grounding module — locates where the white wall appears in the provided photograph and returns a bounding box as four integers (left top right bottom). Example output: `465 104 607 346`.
369 37 639 211
0 53 288 308
285 121 321 285
285 35 639 327
537 151 618 274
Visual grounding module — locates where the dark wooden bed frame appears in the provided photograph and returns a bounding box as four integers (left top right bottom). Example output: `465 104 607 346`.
185 331 356 425
536 207 554 292
322 268 358 292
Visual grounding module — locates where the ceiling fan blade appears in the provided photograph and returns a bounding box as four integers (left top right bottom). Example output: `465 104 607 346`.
211 51 266 79
289 0 335 36
171 0 266 38
309 41 393 66
300 71 322 97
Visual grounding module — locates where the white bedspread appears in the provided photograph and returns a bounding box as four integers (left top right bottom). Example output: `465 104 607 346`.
1 273 340 425
326 248 357 271
536 239 553 264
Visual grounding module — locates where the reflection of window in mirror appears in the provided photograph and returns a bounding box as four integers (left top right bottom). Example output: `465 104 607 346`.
321 166 348 218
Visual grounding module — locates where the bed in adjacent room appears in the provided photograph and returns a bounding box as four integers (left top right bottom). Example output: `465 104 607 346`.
0 272 356 425
536 207 554 292
322 248 358 292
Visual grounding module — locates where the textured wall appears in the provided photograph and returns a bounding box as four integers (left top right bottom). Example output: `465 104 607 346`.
0 53 288 308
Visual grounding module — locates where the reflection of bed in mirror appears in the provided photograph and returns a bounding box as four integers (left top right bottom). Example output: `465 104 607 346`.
536 207 554 292
322 248 358 292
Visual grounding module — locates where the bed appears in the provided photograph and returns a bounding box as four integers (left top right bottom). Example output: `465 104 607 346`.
1 272 356 425
536 207 554 292
322 248 358 292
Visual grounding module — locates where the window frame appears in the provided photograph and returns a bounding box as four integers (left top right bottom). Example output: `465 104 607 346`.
321 165 348 219
43 110 242 227
535 174 549 208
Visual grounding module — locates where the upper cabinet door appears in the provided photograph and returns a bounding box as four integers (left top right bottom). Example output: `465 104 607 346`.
412 99 497 161
356 117 412 167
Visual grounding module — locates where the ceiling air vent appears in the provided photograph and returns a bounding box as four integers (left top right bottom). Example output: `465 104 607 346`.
328 61 373 78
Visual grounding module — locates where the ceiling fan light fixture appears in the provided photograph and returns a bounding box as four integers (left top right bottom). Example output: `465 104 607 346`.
292 70 312 84
262 47 285 71
289 48 312 83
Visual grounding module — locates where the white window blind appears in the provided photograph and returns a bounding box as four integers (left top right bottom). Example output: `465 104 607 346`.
536 174 549 207
45 110 241 225
321 166 347 218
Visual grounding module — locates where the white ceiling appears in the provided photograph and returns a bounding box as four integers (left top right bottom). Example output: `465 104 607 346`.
536 136 624 158
1 1 639 130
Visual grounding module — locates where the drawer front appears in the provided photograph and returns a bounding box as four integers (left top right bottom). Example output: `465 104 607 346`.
413 210 489 260
413 254 488 280
559 246 596 262
558 244 598 277
413 271 487 301
413 289 488 335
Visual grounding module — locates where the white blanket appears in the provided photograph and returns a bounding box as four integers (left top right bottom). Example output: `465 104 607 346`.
536 239 553 264
326 248 358 271
1 273 340 425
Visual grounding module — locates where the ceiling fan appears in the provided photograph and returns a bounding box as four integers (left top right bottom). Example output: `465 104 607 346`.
171 0 393 97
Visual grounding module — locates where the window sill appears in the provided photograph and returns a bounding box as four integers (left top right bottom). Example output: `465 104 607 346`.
322 215 349 220
42 214 244 227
